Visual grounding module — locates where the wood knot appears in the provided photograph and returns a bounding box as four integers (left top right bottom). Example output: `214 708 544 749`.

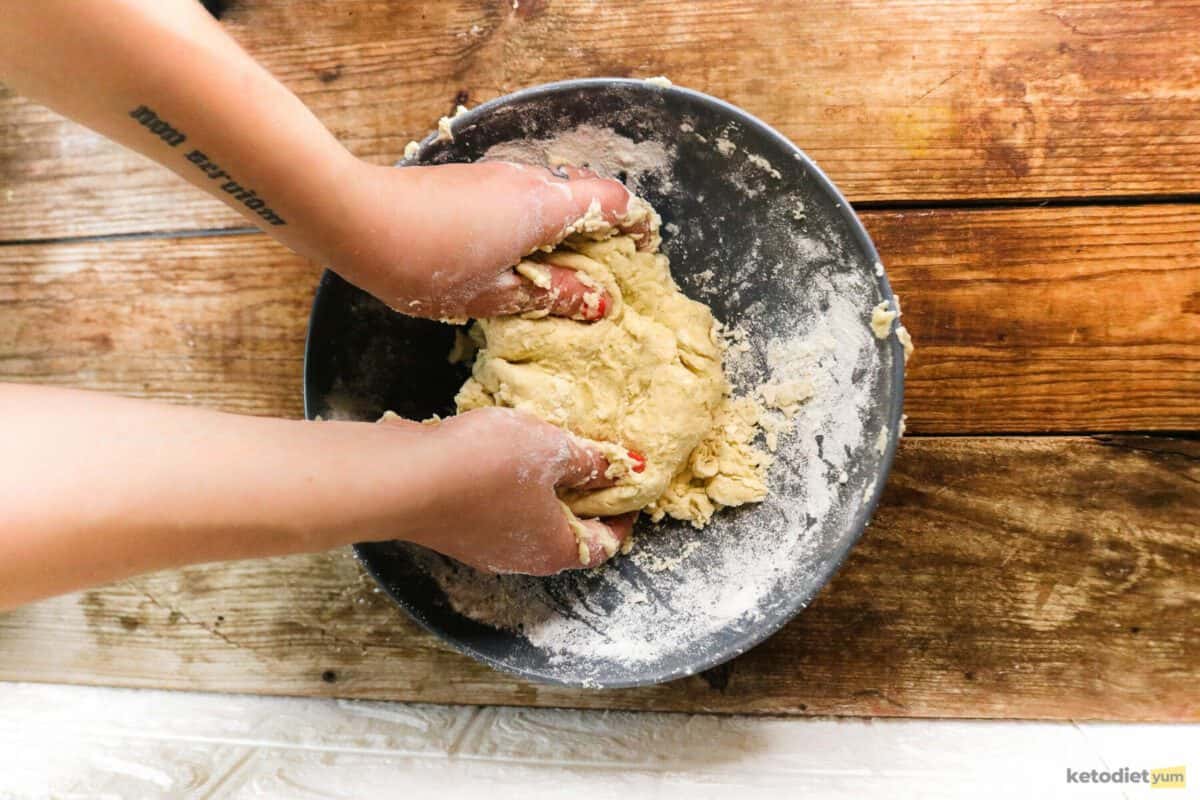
699 660 735 692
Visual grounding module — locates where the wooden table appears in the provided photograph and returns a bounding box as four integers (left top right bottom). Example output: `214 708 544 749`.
1 1 1196 721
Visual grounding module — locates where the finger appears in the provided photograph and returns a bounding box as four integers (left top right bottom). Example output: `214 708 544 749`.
578 513 637 568
620 213 656 251
464 265 611 321
556 437 614 490
563 176 631 228
540 265 609 320
461 269 537 318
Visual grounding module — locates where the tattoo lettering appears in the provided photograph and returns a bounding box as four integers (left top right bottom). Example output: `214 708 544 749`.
185 150 286 226
129 105 186 147
128 105 287 226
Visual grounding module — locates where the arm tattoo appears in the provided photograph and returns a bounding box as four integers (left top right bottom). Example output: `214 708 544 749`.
128 105 287 226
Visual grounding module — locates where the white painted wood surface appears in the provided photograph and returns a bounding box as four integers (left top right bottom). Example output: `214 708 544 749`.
0 683 1196 799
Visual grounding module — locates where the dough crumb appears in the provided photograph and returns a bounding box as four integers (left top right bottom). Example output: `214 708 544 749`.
896 324 914 363
868 292 914 360
870 300 897 339
403 140 420 160
758 379 813 417
447 329 477 364
581 290 603 318
514 261 553 289
558 197 609 240
717 320 753 356
875 425 889 455
874 260 885 277
747 153 782 179
716 137 737 156
640 539 702 573
643 76 673 88
436 105 469 143
757 411 792 453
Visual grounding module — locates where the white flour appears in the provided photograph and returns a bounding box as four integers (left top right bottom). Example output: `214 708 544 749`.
483 125 675 197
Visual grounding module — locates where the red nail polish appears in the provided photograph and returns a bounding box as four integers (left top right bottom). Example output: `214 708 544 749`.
628 450 646 473
588 295 608 321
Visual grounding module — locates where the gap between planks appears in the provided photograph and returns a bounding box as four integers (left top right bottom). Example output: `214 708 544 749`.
4 196 1200 248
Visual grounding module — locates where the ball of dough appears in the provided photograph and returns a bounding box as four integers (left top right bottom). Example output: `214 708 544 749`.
455 199 767 528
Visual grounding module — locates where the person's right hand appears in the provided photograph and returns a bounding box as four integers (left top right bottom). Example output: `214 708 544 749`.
317 160 651 322
364 407 636 575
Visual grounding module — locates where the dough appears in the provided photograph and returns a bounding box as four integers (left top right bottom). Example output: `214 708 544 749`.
455 199 768 531
870 299 897 339
436 104 470 143
869 295 914 362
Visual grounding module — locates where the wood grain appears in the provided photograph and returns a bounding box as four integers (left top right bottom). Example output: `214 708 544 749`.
0 233 311 419
870 203 1200 433
1 204 1195 432
3 0 1200 239
1 435 1195 720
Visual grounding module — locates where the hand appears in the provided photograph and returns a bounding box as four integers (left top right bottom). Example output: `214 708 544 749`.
374 407 636 575
323 160 644 321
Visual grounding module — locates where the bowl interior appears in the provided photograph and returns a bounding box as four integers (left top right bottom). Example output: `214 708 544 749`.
304 79 905 687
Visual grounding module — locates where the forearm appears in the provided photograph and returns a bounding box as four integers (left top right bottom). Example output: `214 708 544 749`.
0 385 434 610
0 0 357 263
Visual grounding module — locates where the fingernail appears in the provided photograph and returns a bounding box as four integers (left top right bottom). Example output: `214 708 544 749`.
588 295 608 320
628 450 646 473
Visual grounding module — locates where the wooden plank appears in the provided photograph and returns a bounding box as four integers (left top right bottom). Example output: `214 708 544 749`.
1 204 1196 432
1 435 1195 720
3 0 1200 239
871 203 1200 433
0 232 311 419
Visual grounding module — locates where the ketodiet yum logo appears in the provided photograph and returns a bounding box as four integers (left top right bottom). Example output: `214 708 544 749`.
1066 765 1186 789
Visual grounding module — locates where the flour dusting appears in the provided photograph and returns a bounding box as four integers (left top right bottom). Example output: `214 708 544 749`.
393 118 897 678
483 125 675 197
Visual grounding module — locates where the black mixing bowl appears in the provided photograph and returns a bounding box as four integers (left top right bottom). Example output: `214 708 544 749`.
304 78 905 687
